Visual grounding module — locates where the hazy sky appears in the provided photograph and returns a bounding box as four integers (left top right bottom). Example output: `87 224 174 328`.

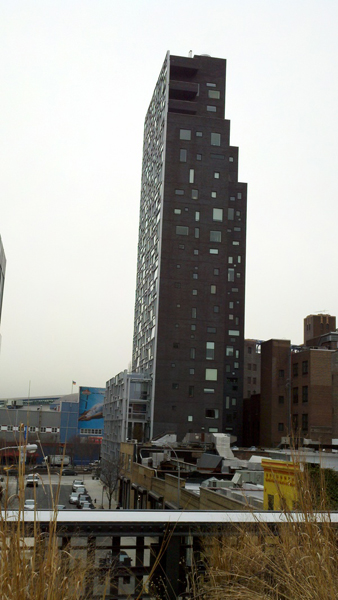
1 0 338 398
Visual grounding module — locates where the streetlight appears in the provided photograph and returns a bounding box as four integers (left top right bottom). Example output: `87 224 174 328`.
0 444 38 498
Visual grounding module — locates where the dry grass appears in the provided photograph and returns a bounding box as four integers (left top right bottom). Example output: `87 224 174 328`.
193 458 338 600
0 443 89 600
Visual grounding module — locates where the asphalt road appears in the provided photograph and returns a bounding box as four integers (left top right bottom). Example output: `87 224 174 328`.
4 473 111 510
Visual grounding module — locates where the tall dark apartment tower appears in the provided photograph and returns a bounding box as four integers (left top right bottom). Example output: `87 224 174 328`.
132 52 247 442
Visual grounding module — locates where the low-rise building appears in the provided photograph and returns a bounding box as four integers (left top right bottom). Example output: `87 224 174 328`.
102 371 152 462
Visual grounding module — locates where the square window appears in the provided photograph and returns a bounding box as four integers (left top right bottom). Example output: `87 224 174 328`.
192 289 197 295
180 148 187 162
213 208 223 222
211 191 217 198
207 105 217 112
278 422 284 432
192 273 198 279
210 231 221 242
228 208 234 220
195 211 200 221
191 189 198 199
210 248 219 255
189 169 195 183
226 346 233 356
207 327 216 333
214 268 219 275
176 226 189 235
237 192 242 199
211 132 221 146
213 305 219 313
208 90 220 99
302 360 308 375
228 268 234 282
205 368 218 381
197 154 202 160
188 414 193 421
229 156 234 162
191 324 196 331
175 189 184 195
194 249 199 255
190 348 196 359
174 208 181 214
180 129 191 140
210 285 216 294
196 131 202 137
214 172 220 179
206 409 219 418
189 368 195 375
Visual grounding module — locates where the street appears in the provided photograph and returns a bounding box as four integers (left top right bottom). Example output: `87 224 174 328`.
3 472 115 510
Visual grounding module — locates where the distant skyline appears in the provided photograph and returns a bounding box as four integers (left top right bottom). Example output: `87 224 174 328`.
1 1 338 398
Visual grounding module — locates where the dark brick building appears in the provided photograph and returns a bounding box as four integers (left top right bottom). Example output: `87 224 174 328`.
132 53 247 442
259 340 338 447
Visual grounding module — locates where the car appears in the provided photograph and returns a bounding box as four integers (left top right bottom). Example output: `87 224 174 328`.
76 494 91 508
56 504 66 510
79 501 95 510
72 479 84 492
74 486 86 496
60 468 76 476
24 499 36 510
69 492 80 504
26 474 39 487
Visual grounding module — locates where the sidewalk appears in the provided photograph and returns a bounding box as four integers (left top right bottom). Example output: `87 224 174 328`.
80 474 117 509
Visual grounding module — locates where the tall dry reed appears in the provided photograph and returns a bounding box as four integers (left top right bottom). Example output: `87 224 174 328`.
193 459 338 600
0 442 89 600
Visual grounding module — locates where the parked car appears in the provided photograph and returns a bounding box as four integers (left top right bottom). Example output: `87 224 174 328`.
79 501 95 510
26 474 39 487
72 479 84 492
61 468 76 476
24 499 36 510
56 504 66 510
76 494 91 508
74 486 86 496
69 492 80 504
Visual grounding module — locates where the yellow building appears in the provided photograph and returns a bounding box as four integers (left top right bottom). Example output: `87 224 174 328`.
262 459 300 510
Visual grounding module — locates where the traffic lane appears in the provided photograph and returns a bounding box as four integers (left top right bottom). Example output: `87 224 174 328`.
25 483 74 509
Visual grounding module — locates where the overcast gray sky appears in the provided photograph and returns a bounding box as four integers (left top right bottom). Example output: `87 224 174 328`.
1 0 337 398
